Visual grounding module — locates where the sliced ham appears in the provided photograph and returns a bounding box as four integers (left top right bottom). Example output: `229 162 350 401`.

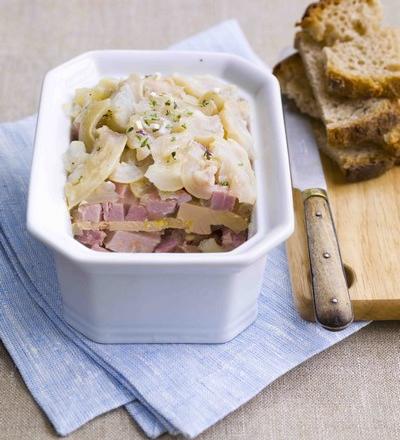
102 202 125 221
76 230 106 247
141 192 177 220
155 230 184 253
221 228 247 251
210 191 236 211
114 183 130 198
91 244 109 252
160 190 192 206
125 202 147 221
77 203 102 222
104 230 161 252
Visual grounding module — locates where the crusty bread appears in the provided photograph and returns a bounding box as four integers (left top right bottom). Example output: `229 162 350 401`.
273 53 396 181
324 28 400 98
299 0 382 46
296 31 400 154
312 122 396 181
273 53 320 119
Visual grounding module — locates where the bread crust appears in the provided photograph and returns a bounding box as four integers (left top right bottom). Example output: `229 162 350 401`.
312 121 396 181
274 53 397 181
326 67 400 99
296 31 400 155
298 0 382 46
273 54 320 119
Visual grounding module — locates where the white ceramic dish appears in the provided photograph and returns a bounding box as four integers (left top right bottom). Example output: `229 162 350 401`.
27 50 293 343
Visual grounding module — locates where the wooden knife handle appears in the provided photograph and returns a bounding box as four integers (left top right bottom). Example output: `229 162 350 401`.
303 188 353 331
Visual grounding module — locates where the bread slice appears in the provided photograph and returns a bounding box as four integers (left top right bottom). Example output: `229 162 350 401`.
273 53 320 119
299 0 382 46
273 53 396 181
312 122 396 181
324 28 400 98
296 31 400 155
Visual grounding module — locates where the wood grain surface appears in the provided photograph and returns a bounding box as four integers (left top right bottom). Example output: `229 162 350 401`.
287 155 400 321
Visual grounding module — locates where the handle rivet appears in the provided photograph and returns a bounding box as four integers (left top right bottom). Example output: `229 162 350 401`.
323 252 331 259
331 298 338 304
315 211 322 217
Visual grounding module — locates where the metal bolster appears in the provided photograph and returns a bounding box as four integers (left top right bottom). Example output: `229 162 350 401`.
302 188 328 201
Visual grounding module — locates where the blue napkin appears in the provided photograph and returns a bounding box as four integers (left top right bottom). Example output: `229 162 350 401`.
0 20 368 439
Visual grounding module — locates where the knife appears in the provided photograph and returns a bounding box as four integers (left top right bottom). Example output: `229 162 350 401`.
282 98 354 331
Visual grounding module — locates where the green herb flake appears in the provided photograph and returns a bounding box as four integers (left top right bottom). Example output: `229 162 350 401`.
181 123 187 130
140 137 149 148
173 101 178 109
200 99 209 107
126 126 134 133
186 111 193 116
220 180 229 187
171 151 176 159
170 136 176 142
165 100 171 106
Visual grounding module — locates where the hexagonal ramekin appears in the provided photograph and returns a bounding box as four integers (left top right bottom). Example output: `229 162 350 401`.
27 50 293 343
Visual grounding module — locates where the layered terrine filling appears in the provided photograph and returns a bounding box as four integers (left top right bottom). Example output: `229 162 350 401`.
64 73 256 253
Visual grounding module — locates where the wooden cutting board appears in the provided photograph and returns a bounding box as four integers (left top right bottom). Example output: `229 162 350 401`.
286 156 400 321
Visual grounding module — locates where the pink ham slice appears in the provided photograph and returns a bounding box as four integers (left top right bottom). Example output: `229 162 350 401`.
210 191 236 211
221 228 247 251
114 183 136 203
104 230 161 252
91 244 109 252
77 203 102 222
114 183 130 198
76 230 106 247
102 202 125 221
141 193 177 220
125 201 147 221
163 190 192 206
155 230 185 253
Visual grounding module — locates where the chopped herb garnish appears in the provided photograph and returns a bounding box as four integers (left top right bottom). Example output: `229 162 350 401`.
171 151 176 159
140 137 149 148
200 99 209 107
173 101 178 109
165 124 172 129
186 111 193 116
165 100 171 106
136 134 142 141
220 180 229 187
170 136 176 142
165 110 170 116
126 126 134 133
150 99 157 107
181 123 187 130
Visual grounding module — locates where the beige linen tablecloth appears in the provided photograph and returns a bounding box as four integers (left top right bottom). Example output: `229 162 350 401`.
0 1 399 439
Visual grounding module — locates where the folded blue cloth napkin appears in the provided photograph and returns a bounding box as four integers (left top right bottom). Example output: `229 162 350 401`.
0 20 368 439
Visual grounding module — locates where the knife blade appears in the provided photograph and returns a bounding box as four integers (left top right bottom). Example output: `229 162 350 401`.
283 98 354 331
